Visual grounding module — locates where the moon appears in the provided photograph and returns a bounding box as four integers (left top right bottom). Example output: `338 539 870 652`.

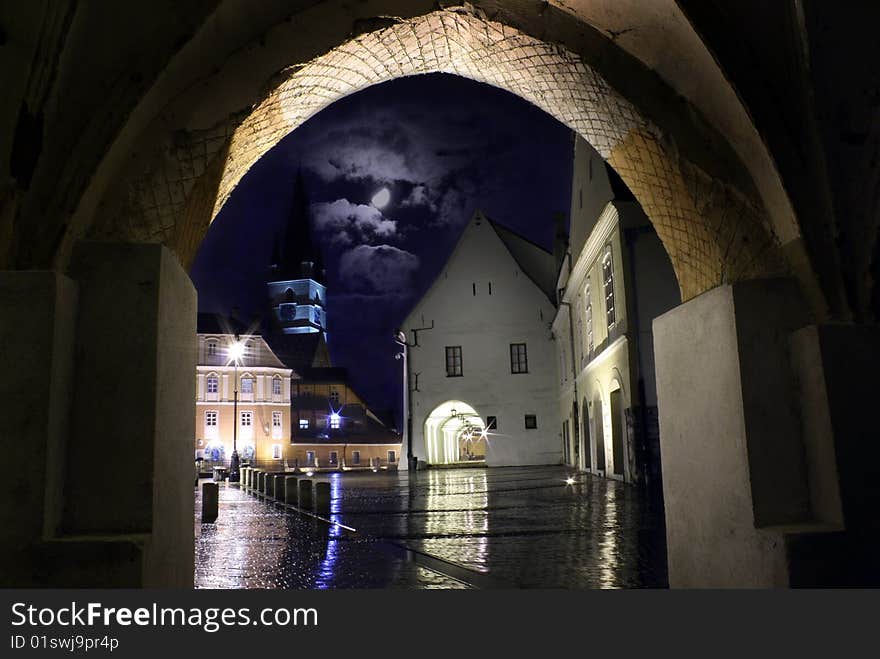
371 187 391 209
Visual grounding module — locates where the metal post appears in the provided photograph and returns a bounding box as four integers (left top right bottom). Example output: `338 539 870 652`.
229 335 240 483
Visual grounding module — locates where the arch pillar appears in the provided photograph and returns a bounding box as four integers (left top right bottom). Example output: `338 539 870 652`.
0 242 196 586
654 278 880 586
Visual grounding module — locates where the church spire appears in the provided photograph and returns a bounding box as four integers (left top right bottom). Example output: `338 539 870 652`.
271 170 324 283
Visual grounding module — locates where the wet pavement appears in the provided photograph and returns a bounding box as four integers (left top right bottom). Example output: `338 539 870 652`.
195 465 668 589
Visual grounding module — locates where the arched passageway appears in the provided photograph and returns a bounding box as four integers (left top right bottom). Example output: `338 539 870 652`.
424 401 487 466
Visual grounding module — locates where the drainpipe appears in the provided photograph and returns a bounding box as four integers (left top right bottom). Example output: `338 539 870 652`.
624 226 650 486
559 251 580 469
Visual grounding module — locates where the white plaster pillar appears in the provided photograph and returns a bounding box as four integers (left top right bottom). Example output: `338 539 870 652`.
64 242 196 587
653 279 809 587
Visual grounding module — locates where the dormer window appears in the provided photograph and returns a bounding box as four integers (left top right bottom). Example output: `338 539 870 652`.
206 340 218 356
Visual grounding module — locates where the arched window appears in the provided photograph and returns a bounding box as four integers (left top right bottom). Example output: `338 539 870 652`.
206 340 218 357
272 376 282 397
284 288 294 302
584 282 594 353
206 374 219 395
602 248 616 329
240 375 254 394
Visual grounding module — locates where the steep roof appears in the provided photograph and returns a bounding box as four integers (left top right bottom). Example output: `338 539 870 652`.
487 218 557 301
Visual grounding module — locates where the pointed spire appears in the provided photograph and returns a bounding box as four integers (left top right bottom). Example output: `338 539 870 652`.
272 170 324 283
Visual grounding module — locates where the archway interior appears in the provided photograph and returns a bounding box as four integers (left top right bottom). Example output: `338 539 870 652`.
424 401 487 465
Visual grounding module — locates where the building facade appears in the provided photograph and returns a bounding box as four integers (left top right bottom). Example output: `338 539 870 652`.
402 210 560 467
194 319 293 469
289 367 401 470
552 136 679 484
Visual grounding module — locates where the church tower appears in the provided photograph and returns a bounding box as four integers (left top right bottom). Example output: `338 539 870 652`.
267 172 327 336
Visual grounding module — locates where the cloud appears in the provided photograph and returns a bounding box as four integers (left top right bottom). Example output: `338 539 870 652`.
400 184 437 211
338 244 420 296
311 198 397 245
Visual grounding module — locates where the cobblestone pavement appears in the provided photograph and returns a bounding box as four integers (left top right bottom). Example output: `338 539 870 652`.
195 465 668 589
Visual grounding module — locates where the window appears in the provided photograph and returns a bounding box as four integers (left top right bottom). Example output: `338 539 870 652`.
329 451 338 466
329 413 341 429
299 419 310 429
445 346 463 377
525 414 537 429
352 450 361 465
205 411 217 426
207 375 218 394
206 340 218 356
240 377 253 394
273 377 282 396
240 411 252 427
510 343 528 373
272 411 282 438
306 451 315 465
486 416 498 431
602 249 616 329
388 450 397 463
585 283 594 353
329 388 340 406
272 444 282 460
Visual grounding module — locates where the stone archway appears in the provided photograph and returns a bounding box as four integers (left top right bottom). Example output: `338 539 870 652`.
90 9 785 303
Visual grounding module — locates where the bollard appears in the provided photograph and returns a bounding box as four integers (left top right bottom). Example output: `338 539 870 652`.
284 476 299 506
263 472 273 497
267 473 277 499
298 479 313 510
256 471 265 495
274 474 286 502
241 467 250 491
201 482 219 523
254 470 264 495
315 481 331 517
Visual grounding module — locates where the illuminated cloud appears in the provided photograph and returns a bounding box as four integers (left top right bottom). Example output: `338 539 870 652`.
338 244 420 295
311 198 397 245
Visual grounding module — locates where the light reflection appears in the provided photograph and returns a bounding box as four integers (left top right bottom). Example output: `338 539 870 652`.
315 475 343 589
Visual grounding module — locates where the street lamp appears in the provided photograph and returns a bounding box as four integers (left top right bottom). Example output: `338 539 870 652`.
228 336 245 483
393 330 413 471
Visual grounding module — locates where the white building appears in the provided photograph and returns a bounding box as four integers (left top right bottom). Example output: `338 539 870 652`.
552 136 679 484
402 210 560 467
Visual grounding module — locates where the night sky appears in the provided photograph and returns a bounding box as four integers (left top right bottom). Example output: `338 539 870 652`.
191 73 573 424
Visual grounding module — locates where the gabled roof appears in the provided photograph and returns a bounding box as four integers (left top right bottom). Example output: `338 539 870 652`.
487 218 557 301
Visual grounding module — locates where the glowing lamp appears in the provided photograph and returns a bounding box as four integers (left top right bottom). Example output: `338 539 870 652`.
228 341 245 361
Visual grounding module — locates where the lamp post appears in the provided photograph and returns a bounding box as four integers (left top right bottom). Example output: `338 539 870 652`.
228 336 245 483
393 330 413 471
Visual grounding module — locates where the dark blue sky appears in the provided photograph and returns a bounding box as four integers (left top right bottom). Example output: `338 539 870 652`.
192 73 573 421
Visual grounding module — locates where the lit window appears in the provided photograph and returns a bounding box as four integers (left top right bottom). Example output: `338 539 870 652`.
273 377 282 396
240 411 252 427
603 249 616 329
299 419 309 429
352 450 361 465
306 451 315 465
525 414 537 429
388 450 396 463
510 343 528 374
329 413 341 429
207 376 218 394
272 445 282 460
240 377 253 394
445 346 463 377
585 283 594 353
205 411 217 426
206 341 218 356
272 411 282 439
329 389 340 406
329 451 338 465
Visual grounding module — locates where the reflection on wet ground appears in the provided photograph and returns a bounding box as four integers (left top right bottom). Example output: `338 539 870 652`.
195 465 667 589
